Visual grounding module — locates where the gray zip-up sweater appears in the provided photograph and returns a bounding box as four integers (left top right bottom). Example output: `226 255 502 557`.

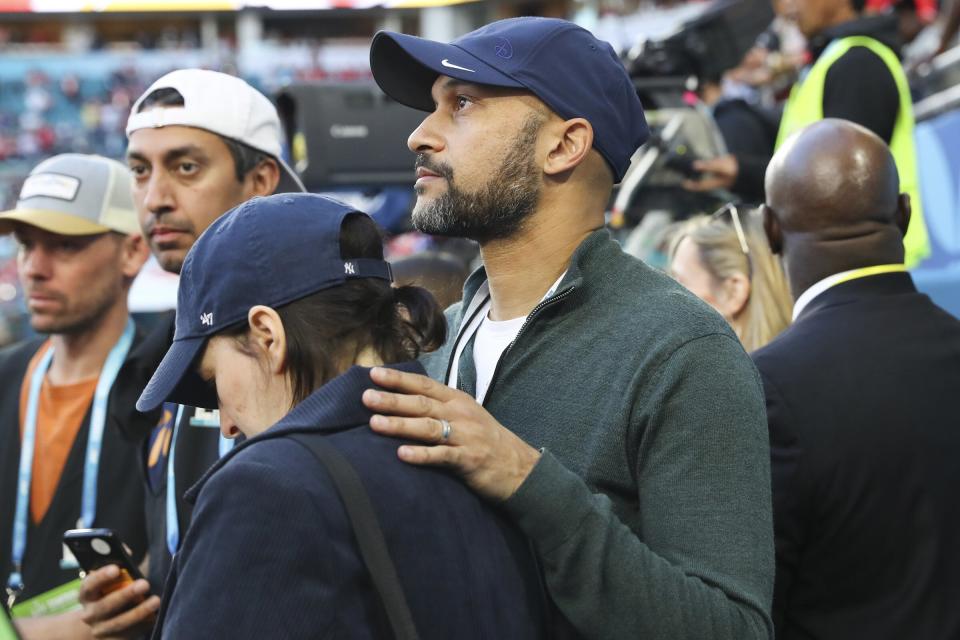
422 229 774 639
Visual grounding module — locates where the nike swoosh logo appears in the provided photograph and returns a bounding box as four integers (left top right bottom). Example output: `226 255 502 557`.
441 59 476 73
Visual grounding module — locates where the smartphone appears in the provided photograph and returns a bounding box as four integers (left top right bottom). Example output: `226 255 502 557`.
62 529 144 594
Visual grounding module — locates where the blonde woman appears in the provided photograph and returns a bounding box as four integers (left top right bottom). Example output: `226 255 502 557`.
669 205 792 351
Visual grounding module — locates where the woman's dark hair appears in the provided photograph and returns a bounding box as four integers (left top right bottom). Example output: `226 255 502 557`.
229 213 446 405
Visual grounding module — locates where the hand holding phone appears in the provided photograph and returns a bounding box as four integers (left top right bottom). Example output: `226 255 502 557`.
62 529 143 595
78 567 160 640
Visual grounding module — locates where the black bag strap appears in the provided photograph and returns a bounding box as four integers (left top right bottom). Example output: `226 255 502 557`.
289 434 420 640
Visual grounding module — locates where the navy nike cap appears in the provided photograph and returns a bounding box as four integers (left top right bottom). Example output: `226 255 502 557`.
369 17 649 182
137 193 393 413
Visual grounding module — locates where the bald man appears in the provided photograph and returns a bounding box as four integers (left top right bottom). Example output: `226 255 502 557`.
752 119 960 639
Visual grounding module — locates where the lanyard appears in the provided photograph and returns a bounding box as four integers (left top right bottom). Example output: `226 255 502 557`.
165 406 186 556
165 407 233 556
6 318 136 603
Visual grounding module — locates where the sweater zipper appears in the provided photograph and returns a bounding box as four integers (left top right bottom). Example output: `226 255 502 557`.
479 286 576 406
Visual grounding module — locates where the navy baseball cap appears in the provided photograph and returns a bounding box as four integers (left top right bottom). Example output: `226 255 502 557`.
369 17 649 182
137 193 393 412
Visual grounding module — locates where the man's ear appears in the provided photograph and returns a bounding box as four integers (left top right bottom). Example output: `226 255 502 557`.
245 158 281 198
761 204 783 255
543 117 594 177
895 193 911 238
120 233 150 280
247 305 287 374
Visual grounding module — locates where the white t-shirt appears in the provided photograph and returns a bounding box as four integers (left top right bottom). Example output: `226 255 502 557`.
472 304 526 403
466 271 567 403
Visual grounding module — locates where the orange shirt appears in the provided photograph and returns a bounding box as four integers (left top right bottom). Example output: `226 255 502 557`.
18 342 98 524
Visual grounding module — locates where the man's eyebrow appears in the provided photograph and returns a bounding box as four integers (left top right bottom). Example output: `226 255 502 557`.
126 145 210 164
433 78 484 101
441 78 473 92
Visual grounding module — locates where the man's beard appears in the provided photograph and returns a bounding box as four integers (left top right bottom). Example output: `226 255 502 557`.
411 116 542 244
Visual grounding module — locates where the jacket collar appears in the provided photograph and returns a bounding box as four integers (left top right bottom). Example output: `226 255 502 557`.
184 360 425 503
795 271 917 323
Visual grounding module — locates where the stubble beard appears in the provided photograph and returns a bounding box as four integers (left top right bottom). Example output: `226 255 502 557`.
28 255 125 337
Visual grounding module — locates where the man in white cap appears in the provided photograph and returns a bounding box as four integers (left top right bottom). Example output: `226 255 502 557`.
78 69 304 638
0 154 151 638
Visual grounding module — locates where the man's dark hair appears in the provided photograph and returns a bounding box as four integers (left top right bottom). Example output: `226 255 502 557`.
137 87 270 182
852 0 867 12
226 213 446 405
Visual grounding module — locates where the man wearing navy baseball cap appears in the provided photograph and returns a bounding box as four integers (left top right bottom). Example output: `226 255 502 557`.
363 17 775 639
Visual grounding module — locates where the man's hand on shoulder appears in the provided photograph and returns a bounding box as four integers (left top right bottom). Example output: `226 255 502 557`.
363 367 542 502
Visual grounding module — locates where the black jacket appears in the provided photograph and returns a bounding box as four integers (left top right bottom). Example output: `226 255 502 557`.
0 332 152 602
735 14 904 201
752 273 960 639
107 311 221 594
152 362 546 639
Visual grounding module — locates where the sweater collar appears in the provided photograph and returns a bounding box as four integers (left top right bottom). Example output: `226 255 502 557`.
458 227 615 313
184 360 425 503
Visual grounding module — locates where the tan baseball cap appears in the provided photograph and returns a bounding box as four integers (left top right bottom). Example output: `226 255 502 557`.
0 153 139 236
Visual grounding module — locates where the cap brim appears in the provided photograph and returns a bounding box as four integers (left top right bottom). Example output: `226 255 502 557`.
370 31 525 112
137 335 217 412
0 209 112 236
275 156 307 194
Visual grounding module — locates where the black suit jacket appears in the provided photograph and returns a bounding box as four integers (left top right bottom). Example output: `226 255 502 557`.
106 311 223 594
752 272 960 640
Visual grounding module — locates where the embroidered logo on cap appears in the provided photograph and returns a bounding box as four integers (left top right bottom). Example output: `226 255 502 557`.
495 38 513 59
200 312 213 326
441 59 476 73
344 262 356 275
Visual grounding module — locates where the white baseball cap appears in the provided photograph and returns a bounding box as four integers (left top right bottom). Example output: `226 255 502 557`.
126 69 306 194
0 153 139 236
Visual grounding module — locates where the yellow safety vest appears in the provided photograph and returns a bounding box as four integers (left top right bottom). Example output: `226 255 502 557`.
776 36 930 267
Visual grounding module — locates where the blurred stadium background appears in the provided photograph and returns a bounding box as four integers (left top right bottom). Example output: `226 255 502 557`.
0 0 958 345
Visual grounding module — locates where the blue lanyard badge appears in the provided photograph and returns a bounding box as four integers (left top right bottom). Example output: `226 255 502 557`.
6 318 136 605
165 407 233 556
165 405 186 557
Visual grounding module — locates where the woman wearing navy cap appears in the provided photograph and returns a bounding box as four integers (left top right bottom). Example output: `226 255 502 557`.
137 193 545 639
